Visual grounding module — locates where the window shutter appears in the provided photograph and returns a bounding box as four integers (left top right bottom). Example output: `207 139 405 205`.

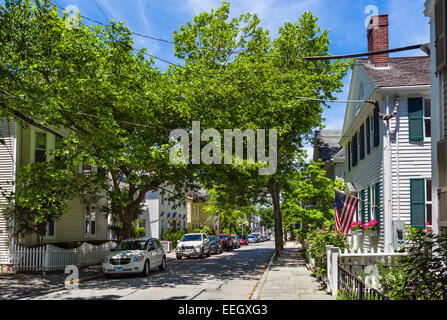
408 98 424 141
435 0 447 72
352 133 358 166
410 178 426 229
373 105 380 147
366 117 371 154
348 142 351 171
367 186 371 221
360 124 365 160
361 189 367 223
375 182 381 230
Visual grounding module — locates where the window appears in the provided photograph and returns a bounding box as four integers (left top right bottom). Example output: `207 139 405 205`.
426 179 432 224
424 99 431 138
361 189 370 223
373 182 381 229
85 205 96 236
35 132 47 163
39 220 55 237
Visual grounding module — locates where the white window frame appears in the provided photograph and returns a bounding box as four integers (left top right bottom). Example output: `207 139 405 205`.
423 99 431 142
425 179 432 224
85 205 97 237
370 184 376 220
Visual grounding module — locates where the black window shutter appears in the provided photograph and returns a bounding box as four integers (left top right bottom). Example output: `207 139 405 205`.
373 105 380 147
347 142 351 171
352 133 358 166
410 178 426 228
375 182 381 230
360 124 365 160
366 117 371 154
408 98 424 141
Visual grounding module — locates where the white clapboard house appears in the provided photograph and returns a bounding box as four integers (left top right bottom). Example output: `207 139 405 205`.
340 14 432 252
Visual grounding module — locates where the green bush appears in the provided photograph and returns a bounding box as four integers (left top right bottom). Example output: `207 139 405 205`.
305 222 349 278
161 229 186 249
133 227 146 238
377 226 447 300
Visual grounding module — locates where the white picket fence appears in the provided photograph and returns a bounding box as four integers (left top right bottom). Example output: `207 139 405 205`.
326 245 408 296
6 241 116 272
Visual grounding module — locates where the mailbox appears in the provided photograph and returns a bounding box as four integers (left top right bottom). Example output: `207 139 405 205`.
393 220 406 250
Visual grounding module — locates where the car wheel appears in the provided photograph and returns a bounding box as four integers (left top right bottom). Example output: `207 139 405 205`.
176 255 182 260
207 248 211 257
141 260 150 277
199 248 204 259
159 256 166 271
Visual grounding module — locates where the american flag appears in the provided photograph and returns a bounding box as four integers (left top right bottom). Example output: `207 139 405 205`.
334 191 359 235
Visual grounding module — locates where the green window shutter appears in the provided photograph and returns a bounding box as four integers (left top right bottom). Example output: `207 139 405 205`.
360 124 365 160
373 105 380 147
352 133 358 166
367 186 371 221
348 142 351 171
408 98 423 141
366 117 371 154
361 189 367 223
375 182 381 230
410 178 425 229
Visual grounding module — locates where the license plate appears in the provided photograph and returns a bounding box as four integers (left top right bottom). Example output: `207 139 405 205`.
114 266 123 271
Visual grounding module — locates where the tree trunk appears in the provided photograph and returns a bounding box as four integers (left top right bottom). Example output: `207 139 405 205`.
269 177 283 257
217 209 221 234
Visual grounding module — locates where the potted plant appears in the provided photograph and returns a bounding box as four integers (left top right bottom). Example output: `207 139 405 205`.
350 221 364 250
362 219 378 237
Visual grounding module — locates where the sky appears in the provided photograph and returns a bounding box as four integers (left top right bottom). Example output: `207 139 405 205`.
46 0 431 160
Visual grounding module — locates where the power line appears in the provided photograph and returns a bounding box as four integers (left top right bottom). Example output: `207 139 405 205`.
93 0 109 24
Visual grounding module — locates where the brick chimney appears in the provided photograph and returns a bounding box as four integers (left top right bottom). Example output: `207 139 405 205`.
367 14 389 67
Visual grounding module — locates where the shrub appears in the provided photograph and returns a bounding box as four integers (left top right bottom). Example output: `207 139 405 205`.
161 229 186 249
133 227 146 238
305 222 349 278
377 226 447 300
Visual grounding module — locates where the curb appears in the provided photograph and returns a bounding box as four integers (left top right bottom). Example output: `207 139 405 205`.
249 251 276 300
64 274 103 285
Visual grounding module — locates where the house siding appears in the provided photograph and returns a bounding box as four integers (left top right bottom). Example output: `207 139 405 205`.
0 119 15 256
391 97 432 226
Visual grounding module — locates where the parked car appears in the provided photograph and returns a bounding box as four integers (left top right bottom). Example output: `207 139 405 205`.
247 235 257 243
218 234 234 251
102 238 166 278
176 233 211 259
263 235 270 241
231 234 240 249
208 235 223 254
251 232 262 242
240 235 248 245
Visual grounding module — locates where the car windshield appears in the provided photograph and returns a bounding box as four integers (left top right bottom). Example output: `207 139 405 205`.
112 240 147 251
181 234 202 241
248 236 254 238
218 235 228 239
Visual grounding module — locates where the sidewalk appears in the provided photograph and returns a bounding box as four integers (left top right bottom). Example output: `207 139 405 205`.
256 242 333 300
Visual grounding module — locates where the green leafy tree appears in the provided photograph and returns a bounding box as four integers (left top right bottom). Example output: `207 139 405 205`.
173 3 350 256
281 160 344 244
0 0 197 239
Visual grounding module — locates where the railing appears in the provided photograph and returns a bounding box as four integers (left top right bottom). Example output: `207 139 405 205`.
9 241 116 272
338 264 389 300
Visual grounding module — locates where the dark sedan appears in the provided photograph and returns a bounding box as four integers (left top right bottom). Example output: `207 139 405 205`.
208 235 223 254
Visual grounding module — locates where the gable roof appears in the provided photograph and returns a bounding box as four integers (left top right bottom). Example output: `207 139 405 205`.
313 130 343 163
356 56 430 87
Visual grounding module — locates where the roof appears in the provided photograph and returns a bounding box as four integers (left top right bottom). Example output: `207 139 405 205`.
313 130 343 162
356 56 430 87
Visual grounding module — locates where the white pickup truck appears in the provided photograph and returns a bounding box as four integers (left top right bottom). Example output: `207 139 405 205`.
176 233 211 259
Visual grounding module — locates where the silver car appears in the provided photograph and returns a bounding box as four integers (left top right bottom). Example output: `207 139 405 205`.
102 238 166 278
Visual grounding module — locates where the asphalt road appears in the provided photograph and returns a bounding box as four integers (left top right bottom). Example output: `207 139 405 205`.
15 240 275 300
